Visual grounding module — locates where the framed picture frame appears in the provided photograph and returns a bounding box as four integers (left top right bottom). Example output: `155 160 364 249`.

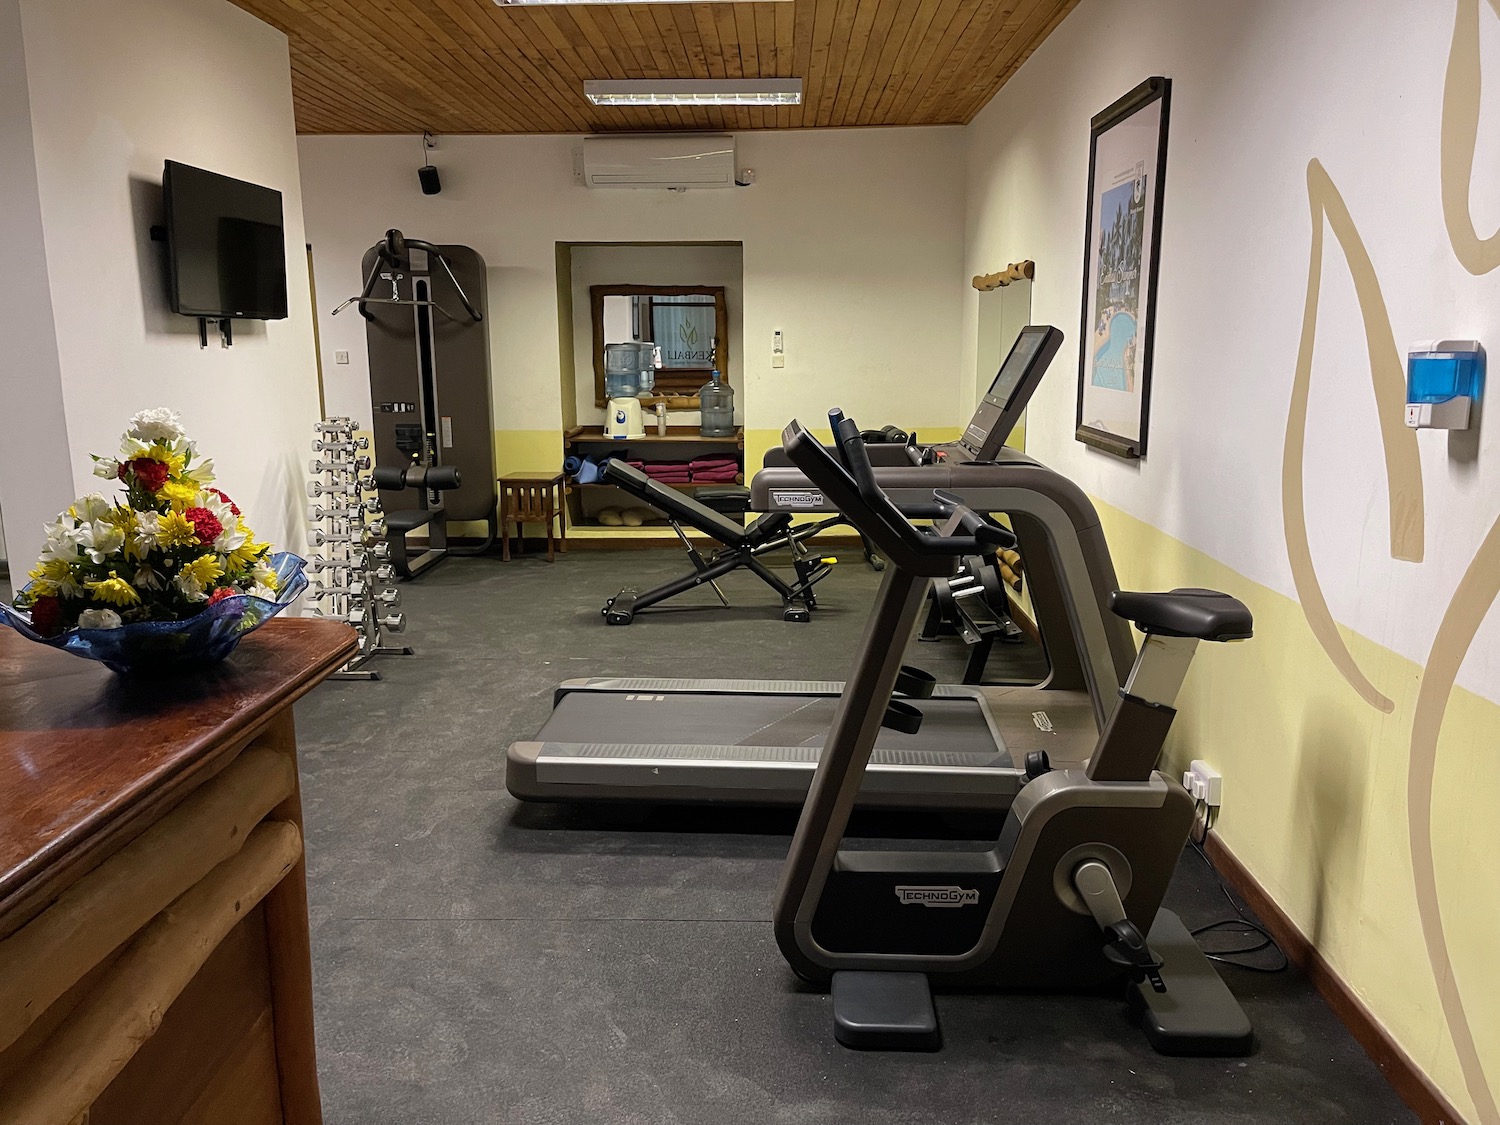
1075 76 1172 459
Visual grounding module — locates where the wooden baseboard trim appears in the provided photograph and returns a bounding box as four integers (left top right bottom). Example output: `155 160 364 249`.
1202 833 1466 1125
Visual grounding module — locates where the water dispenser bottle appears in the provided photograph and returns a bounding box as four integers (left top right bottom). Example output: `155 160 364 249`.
604 343 640 400
698 370 735 437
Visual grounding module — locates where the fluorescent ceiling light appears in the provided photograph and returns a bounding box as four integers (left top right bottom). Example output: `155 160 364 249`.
584 79 803 107
502 0 790 4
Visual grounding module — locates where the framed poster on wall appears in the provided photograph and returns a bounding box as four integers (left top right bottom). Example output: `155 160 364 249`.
1075 76 1172 459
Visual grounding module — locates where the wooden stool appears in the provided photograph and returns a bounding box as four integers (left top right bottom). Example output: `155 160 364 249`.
499 472 568 561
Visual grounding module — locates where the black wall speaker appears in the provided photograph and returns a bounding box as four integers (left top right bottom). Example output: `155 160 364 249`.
418 165 442 195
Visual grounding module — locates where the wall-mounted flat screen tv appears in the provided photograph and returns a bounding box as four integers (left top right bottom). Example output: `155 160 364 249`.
162 160 288 320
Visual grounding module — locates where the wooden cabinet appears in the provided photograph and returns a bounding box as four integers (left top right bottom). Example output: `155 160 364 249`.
562 424 744 529
0 619 357 1125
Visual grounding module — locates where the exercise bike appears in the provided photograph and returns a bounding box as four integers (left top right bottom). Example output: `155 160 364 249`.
771 411 1256 1056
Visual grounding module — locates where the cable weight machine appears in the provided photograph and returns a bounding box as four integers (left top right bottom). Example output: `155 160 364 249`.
333 229 497 578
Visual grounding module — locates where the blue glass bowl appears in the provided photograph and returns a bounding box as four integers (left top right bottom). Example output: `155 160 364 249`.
0 552 307 676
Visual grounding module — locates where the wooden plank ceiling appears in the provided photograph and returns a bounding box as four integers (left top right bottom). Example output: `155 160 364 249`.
230 0 1079 134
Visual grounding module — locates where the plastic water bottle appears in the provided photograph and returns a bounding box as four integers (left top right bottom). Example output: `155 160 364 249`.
698 370 734 436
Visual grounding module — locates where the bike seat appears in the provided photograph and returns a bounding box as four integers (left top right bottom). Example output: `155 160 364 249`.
1109 588 1253 641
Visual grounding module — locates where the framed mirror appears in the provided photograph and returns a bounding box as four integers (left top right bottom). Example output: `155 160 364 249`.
591 284 729 407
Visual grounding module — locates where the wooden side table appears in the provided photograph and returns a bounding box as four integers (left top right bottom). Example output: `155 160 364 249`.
499 472 568 562
0 618 357 1125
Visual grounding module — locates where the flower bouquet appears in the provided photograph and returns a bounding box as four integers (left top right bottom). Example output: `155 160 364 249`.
0 408 306 674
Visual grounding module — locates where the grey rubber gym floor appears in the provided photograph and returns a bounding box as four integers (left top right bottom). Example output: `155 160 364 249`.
292 551 1417 1125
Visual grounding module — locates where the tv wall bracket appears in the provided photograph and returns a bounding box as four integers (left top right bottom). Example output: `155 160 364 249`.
150 223 236 349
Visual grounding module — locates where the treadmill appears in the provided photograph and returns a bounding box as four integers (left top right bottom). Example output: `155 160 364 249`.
506 327 1137 809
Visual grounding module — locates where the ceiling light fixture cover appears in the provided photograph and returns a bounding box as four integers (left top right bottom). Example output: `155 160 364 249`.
501 0 791 4
584 79 803 106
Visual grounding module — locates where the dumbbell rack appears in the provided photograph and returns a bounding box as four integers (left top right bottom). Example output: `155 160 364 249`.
306 417 412 681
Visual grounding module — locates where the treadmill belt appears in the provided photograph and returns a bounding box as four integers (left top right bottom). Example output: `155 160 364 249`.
535 692 1007 767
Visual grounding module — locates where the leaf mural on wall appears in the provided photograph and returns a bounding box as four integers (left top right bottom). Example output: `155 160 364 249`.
1282 158 1424 714
1283 4 1500 1118
1405 3 1500 1119
1442 0 1500 274
1409 517 1500 1125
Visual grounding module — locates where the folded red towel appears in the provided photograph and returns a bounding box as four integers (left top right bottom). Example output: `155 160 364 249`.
688 457 738 470
690 469 740 483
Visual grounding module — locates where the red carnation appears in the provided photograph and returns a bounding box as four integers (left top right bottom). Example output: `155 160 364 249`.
126 457 170 492
209 488 241 516
184 506 224 545
207 586 237 605
28 595 62 637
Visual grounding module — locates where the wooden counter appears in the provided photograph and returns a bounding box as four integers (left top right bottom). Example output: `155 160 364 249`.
0 617 357 1125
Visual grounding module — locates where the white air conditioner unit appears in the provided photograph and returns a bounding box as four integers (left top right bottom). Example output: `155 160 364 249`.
581 134 736 189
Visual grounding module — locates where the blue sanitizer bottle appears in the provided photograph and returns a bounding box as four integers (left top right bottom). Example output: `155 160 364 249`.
1406 340 1483 429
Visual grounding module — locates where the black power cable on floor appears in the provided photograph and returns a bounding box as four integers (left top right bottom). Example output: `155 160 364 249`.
1185 801 1289 974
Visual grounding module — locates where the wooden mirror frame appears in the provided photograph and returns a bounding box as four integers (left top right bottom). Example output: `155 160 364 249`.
591 284 729 408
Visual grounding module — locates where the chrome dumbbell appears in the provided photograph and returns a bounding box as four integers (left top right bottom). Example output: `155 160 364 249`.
309 556 354 573
311 527 375 547
308 503 355 522
315 418 355 434
376 588 401 608
373 563 396 582
312 437 369 453
379 612 405 633
308 480 359 498
370 542 391 561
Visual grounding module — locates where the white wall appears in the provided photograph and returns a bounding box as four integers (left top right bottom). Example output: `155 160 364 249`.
964 0 1500 703
569 242 745 427
0 0 76 569
11 0 321 559
299 128 968 443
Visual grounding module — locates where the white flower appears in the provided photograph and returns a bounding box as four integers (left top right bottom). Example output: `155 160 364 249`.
249 583 278 601
77 521 124 565
132 564 164 590
132 510 162 555
77 608 122 630
184 457 216 486
199 490 235 524
250 559 277 586
118 436 150 461
174 569 211 602
69 493 112 523
128 407 185 444
39 515 83 564
93 457 121 480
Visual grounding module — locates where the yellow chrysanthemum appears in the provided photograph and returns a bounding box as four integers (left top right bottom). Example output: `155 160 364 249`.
27 558 80 599
85 572 142 607
180 553 224 587
227 531 269 571
26 574 59 598
158 478 200 508
142 442 186 473
101 506 137 533
156 509 199 548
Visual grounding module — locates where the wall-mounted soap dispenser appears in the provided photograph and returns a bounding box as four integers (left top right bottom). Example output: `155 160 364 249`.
1405 339 1484 429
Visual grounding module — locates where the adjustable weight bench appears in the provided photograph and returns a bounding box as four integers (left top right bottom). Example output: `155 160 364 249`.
598 459 835 624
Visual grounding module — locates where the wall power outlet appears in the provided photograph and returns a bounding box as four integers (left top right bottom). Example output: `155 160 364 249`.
1182 759 1223 806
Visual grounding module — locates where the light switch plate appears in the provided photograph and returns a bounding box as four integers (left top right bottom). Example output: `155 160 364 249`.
334 350 350 365
772 355 785 368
